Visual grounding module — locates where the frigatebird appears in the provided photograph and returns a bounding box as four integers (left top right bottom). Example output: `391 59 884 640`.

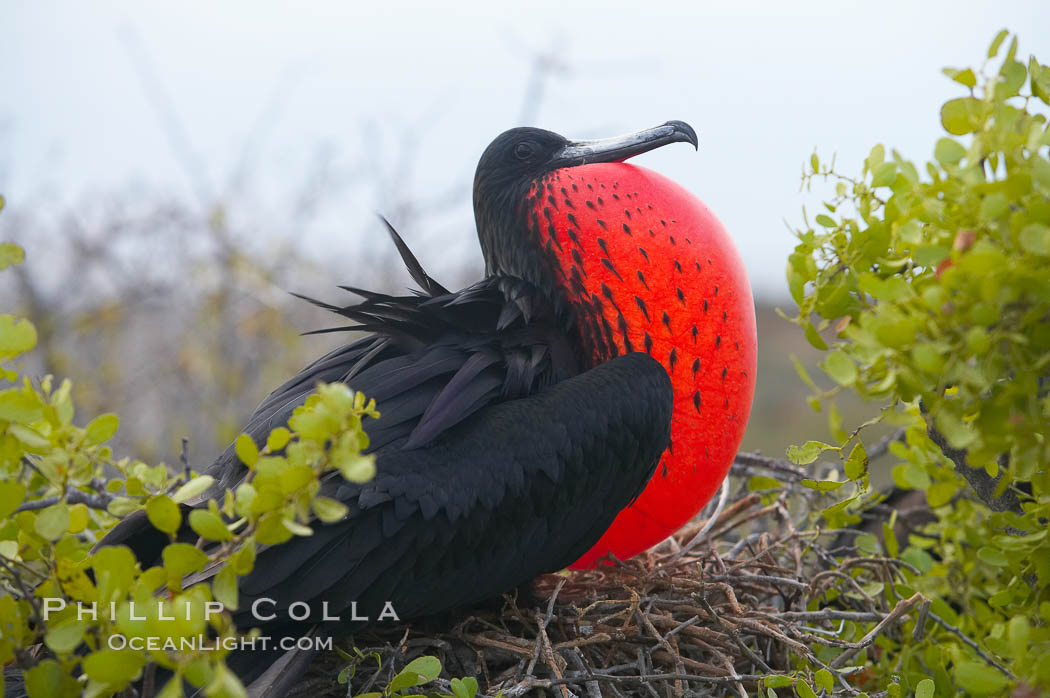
98 120 757 694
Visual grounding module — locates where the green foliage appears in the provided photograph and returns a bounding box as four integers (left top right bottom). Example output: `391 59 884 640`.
1 239 379 697
785 31 1050 695
338 651 484 698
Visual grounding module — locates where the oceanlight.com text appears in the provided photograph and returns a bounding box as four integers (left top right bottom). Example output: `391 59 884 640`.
106 634 335 652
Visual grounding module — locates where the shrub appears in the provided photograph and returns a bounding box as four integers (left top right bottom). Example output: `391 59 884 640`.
1 222 378 697
784 29 1050 695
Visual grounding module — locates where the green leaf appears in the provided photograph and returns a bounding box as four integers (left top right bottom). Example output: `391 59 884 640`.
926 480 957 507
988 29 1009 58
0 314 38 356
313 496 349 523
803 321 827 350
255 512 294 545
189 509 232 541
204 664 247 698
892 463 931 490
82 413 120 447
69 503 89 534
787 440 835 465
266 426 291 452
915 244 957 266
388 673 423 693
915 678 935 698
901 546 934 574
9 423 49 450
0 242 25 270
814 669 833 692
44 620 86 654
154 678 186 698
24 659 78 698
36 503 71 540
235 434 259 467
747 475 783 491
815 214 837 228
996 59 1026 99
801 478 846 492
146 495 182 535
0 387 43 423
282 517 314 537
1008 615 1030 660
213 563 238 610
822 351 858 386
940 97 983 135
450 677 478 698
844 442 868 480
0 481 26 519
934 411 975 449
977 546 1008 567
871 162 897 187
979 193 1009 221
162 542 210 580
764 675 794 688
92 546 138 602
953 661 1010 695
401 656 441 682
942 67 977 88
171 475 215 504
933 137 966 165
882 521 899 558
107 496 139 517
82 649 147 685
229 541 256 575
855 533 880 554
84 414 119 445
1019 222 1050 256
795 680 818 698
334 452 376 484
791 355 818 391
1031 57 1050 105
868 144 885 169
278 464 315 494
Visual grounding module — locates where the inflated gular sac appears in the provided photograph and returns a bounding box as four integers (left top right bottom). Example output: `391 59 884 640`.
527 163 757 567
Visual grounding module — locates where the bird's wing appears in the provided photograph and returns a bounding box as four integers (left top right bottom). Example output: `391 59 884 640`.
103 230 579 561
204 273 578 492
234 351 672 625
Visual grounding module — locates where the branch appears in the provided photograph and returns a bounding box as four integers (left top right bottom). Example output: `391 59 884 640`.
830 593 922 668
926 610 1017 680
923 405 1023 515
15 484 114 513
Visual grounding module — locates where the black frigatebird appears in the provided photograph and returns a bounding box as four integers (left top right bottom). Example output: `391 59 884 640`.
99 120 750 694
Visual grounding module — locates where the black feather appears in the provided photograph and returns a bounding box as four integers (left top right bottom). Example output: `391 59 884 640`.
379 215 450 297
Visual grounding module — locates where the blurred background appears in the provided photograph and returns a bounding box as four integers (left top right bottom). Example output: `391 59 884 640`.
2 1 1049 467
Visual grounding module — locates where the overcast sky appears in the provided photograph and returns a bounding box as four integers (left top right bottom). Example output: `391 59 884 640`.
4 1 1050 298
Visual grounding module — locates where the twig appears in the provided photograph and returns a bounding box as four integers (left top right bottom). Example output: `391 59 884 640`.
830 593 922 668
733 451 806 480
15 485 114 512
866 428 906 461
672 476 730 560
698 594 772 674
927 610 1017 680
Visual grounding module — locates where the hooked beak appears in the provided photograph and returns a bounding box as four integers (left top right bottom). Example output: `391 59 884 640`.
552 120 698 168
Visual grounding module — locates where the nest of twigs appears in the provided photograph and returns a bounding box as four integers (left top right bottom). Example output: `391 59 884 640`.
292 450 920 698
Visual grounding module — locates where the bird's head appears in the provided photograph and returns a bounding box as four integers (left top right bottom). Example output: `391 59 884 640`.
473 119 757 570
473 121 698 282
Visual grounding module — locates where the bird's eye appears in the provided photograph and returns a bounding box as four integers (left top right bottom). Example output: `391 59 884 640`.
514 142 534 160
